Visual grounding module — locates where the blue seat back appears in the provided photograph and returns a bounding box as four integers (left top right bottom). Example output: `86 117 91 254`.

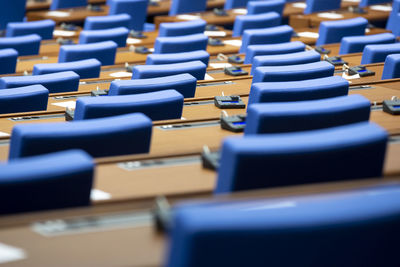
146 50 210 66
387 0 400 37
304 0 341 14
244 41 306 64
33 59 101 79
0 34 41 56
361 42 400 64
0 85 49 114
233 12 281 37
224 0 249 9
84 14 131 30
382 53 400 80
0 48 18 75
6 20 55 40
339 33 396 55
158 20 206 37
169 0 207 15
247 0 286 15
0 0 26 30
50 0 87 10
79 27 129 47
154 33 208 54
108 0 149 31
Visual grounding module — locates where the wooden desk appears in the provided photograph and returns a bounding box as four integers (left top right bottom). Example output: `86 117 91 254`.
26 0 106 11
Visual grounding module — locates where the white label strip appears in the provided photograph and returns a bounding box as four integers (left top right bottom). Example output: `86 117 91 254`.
109 71 132 78
46 11 70 17
297 32 319 39
91 189 112 201
0 243 26 264
176 14 201 20
292 2 307 8
204 31 227 37
204 74 215 80
223 40 242 47
51 101 76 109
0 132 10 138
126 38 142 45
342 72 361 80
317 12 344 19
209 63 232 69
53 30 76 37
369 5 392 12
233 8 247 15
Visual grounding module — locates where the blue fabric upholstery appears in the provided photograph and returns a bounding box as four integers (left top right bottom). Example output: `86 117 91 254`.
108 0 148 31
247 0 286 15
360 0 392 7
339 33 396 55
58 41 118 66
361 43 400 64
382 53 400 80
84 14 131 30
0 150 93 214
0 0 26 30
166 185 400 267
146 50 210 66
304 0 341 14
232 12 281 37
158 20 206 37
79 27 129 47
215 122 387 193
109 73 197 98
0 71 80 93
0 48 18 75
0 85 49 114
154 33 208 54
74 90 184 120
387 0 400 37
9 113 153 159
245 95 370 135
240 25 293 53
249 76 349 104
6 20 55 40
244 41 306 64
252 61 334 83
33 59 101 79
224 0 249 9
169 0 207 15
132 60 207 80
50 0 87 10
251 50 321 74
0 34 41 56
317 17 368 46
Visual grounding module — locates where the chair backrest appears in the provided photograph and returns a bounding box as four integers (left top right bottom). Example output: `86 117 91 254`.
169 0 207 15
108 0 148 31
304 0 341 14
33 59 101 79
233 12 281 37
50 0 87 10
6 20 55 40
158 20 206 37
83 14 131 30
0 48 18 75
154 33 208 54
386 0 400 36
382 53 400 80
0 85 49 114
0 34 41 56
247 0 286 15
244 41 306 64
339 33 396 55
79 27 129 47
361 42 400 64
224 0 249 10
146 50 210 66
0 0 26 30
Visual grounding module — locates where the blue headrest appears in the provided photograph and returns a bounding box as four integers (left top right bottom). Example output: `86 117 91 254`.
249 76 349 104
216 122 387 193
74 90 184 120
0 48 18 75
154 33 208 54
146 50 210 66
339 33 396 55
0 85 49 114
6 20 55 40
132 60 207 80
251 50 321 74
33 59 101 79
247 0 286 15
79 27 129 47
245 95 370 135
108 0 148 31
317 17 368 46
0 71 79 93
109 73 197 98
0 0 26 30
9 113 153 159
84 14 131 30
360 0 392 7
304 0 341 14
169 0 207 15
159 20 207 37
240 25 293 53
382 54 400 80
387 0 400 37
233 12 281 37
361 43 400 64
0 150 93 214
244 41 306 64
58 41 118 66
50 0 87 10
0 34 41 56
224 0 249 9
166 186 400 267
252 61 334 83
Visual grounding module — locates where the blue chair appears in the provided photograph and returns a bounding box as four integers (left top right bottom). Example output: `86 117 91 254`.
0 71 80 93
158 20 206 37
74 90 184 120
169 0 207 15
317 17 368 46
0 0 26 30
108 73 197 98
33 59 101 79
108 0 148 32
232 12 281 37
339 33 396 55
154 33 208 54
252 61 334 83
387 0 400 37
244 41 306 64
146 50 210 66
79 27 129 47
0 85 49 114
304 0 341 14
6 20 55 40
216 122 387 193
58 41 118 66
360 0 392 7
361 43 400 64
132 60 207 80
248 76 349 104
83 14 131 30
224 0 249 9
9 113 153 159
382 54 400 80
245 95 370 134
50 0 87 10
166 185 400 267
240 25 293 53
247 0 286 15
0 34 41 56
251 50 321 74
0 48 18 75
0 150 93 214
